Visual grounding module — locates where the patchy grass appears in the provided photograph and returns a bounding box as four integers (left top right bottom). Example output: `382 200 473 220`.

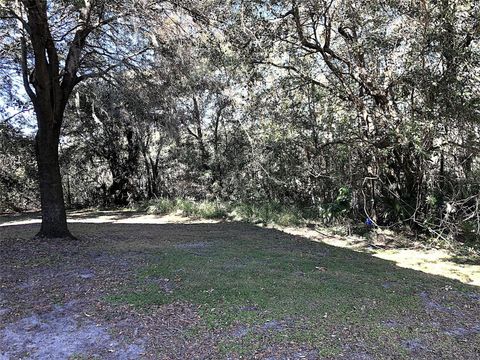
2 213 479 359
282 226 480 287
107 225 479 358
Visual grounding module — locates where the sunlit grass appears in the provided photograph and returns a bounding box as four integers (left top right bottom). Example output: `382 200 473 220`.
107 231 474 356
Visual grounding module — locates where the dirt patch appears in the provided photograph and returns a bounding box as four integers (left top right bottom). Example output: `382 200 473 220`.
239 305 259 312
261 320 285 332
419 291 462 315
402 339 427 353
381 319 399 328
144 276 176 293
444 325 480 337
230 324 250 338
253 345 319 360
0 301 144 360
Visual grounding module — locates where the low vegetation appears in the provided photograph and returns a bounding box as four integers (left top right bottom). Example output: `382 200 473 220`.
103 220 479 358
1 212 479 358
134 199 311 227
134 198 480 256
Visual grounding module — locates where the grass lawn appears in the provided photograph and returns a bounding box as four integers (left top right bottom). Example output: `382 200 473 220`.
1 211 479 359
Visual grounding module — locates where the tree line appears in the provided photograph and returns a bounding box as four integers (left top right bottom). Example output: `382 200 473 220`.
1 0 479 242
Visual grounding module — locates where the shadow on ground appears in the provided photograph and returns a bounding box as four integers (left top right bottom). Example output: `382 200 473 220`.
0 209 146 226
0 214 479 359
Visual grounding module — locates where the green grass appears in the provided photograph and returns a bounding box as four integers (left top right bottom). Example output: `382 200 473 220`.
107 231 473 357
135 198 310 226
136 198 229 219
232 201 307 226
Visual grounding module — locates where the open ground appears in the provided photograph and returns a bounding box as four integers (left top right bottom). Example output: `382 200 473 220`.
1 211 479 359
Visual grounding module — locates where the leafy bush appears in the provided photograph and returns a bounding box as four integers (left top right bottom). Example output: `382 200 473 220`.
319 187 352 224
141 199 177 215
140 198 229 219
136 198 307 226
232 201 304 226
196 201 230 219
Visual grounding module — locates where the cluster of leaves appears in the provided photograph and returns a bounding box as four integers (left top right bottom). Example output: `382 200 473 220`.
319 187 352 224
0 122 37 212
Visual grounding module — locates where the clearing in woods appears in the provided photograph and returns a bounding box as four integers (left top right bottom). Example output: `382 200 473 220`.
0 211 479 359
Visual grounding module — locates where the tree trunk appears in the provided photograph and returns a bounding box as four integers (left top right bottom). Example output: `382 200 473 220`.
35 112 72 239
18 0 96 238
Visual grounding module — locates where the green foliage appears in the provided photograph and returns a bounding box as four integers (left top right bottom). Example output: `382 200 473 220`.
180 200 230 219
141 198 176 215
426 194 439 207
318 187 352 224
459 221 480 245
0 123 38 212
136 198 307 226
2 0 479 246
140 198 229 219
233 201 305 226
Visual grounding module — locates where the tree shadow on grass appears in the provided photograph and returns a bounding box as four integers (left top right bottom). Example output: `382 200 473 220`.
1 217 479 359
0 209 159 227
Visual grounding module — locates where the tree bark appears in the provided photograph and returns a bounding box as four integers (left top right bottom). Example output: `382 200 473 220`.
35 112 72 238
17 0 84 239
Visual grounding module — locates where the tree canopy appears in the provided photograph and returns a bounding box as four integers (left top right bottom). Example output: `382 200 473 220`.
1 0 479 242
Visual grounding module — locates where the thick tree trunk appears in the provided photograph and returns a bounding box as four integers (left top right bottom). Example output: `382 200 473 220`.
19 0 94 238
35 113 72 239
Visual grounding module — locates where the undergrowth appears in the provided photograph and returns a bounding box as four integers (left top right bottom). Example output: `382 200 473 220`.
134 198 313 227
131 198 479 255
